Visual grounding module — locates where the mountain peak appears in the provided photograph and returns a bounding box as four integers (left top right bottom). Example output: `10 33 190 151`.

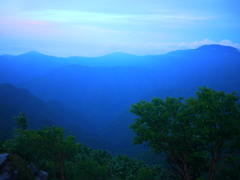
197 44 239 52
19 51 45 57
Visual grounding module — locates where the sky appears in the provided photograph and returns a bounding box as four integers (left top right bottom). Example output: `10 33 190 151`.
0 0 240 57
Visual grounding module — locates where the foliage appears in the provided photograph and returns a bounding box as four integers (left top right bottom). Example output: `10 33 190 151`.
215 157 240 180
8 154 35 180
7 113 80 180
70 147 112 179
137 164 180 180
77 146 112 166
14 112 28 131
88 149 112 166
0 128 10 152
3 113 174 180
151 164 181 180
129 87 240 180
109 154 148 180
137 167 154 180
36 126 80 180
74 158 110 180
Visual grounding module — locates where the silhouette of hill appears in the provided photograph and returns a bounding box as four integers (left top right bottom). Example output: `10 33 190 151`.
17 65 162 129
0 51 142 83
135 45 240 92
0 83 112 150
0 52 64 83
1 44 239 84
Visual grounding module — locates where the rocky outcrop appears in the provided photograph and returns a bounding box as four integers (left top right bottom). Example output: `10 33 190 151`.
0 153 17 180
0 153 48 180
28 163 48 180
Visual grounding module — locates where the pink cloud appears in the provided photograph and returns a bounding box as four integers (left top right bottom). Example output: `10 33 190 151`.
24 20 51 25
0 19 51 26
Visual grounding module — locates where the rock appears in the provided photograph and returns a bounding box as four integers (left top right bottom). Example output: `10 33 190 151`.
28 163 48 180
28 163 38 176
0 153 48 180
0 153 11 180
0 153 8 166
38 170 48 180
0 172 12 179
12 170 18 179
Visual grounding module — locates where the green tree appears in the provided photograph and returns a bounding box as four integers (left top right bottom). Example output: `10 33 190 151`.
129 87 240 180
8 113 32 155
9 119 80 180
110 154 148 180
88 149 112 166
137 168 154 180
0 128 10 152
74 158 110 180
151 164 180 180
36 126 80 180
215 157 240 180
15 112 28 131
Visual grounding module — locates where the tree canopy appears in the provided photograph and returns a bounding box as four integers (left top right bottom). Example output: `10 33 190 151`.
129 87 240 180
2 113 177 180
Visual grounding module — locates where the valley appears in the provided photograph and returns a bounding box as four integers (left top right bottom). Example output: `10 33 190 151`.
1 44 240 162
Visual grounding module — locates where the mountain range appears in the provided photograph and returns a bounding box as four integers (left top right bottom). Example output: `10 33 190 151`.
1 44 240 161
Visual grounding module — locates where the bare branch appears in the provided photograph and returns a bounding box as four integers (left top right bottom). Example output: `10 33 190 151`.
219 151 240 161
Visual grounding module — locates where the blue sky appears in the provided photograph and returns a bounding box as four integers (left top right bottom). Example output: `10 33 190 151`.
0 0 240 57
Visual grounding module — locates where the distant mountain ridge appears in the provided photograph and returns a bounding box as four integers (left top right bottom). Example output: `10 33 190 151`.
15 44 240 128
1 44 239 84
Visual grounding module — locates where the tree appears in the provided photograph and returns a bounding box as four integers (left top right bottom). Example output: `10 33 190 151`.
9 117 80 180
8 113 31 155
15 112 28 131
36 126 79 180
110 154 148 180
74 158 110 180
129 87 240 180
0 128 10 151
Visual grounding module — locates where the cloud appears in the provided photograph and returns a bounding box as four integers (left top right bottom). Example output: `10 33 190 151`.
219 40 240 49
